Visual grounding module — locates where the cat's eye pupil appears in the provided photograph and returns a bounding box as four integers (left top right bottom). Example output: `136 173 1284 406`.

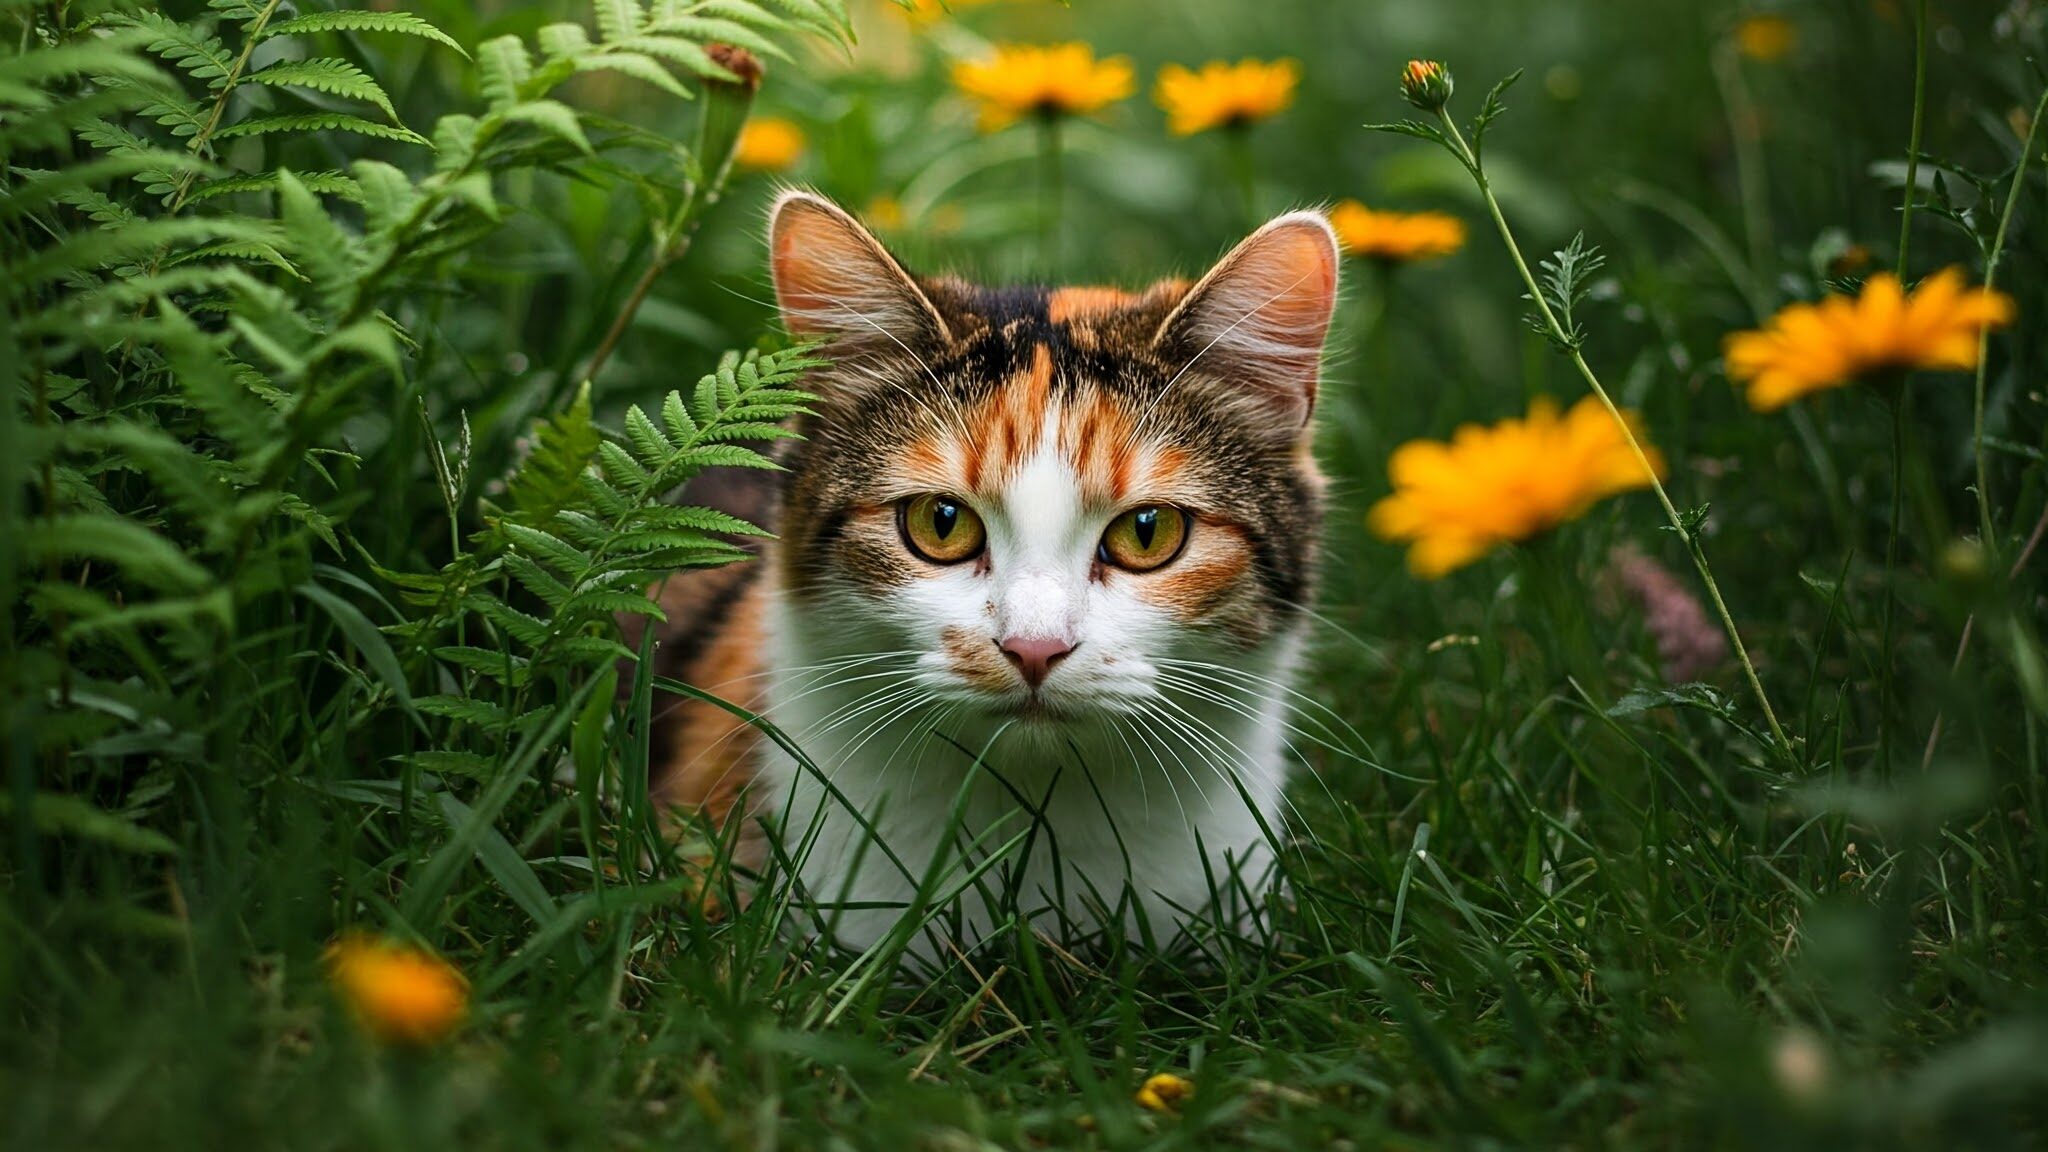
1133 508 1158 550
931 501 958 539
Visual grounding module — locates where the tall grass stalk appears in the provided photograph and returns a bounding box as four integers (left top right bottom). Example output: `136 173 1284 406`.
1429 107 1792 755
1879 0 1930 776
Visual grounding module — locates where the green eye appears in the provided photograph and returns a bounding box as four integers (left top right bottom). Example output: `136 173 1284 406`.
1099 506 1189 572
899 494 986 564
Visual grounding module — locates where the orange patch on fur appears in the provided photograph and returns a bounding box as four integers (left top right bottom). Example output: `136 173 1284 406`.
941 625 1012 692
653 576 769 872
1141 521 1252 621
1047 286 1140 323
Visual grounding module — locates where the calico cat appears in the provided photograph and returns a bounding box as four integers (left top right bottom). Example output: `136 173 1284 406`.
644 190 1338 955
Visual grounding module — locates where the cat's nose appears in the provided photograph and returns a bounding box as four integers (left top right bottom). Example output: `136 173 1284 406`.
997 635 1074 688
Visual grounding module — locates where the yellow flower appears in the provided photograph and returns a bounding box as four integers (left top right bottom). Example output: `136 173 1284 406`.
1135 1072 1193 1113
1329 200 1465 264
951 43 1134 131
1369 396 1666 578
734 117 806 172
1154 58 1298 135
1735 15 1798 61
1722 269 2016 412
326 934 468 1045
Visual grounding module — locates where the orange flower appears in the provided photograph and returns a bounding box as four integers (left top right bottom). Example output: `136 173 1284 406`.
1722 269 2016 411
1369 396 1666 578
1135 1072 1193 1112
1154 58 1298 135
734 117 806 172
326 934 468 1045
951 43 1134 131
1329 201 1465 263
1735 15 1797 61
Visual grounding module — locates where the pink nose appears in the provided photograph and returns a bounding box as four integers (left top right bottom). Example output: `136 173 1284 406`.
998 635 1073 688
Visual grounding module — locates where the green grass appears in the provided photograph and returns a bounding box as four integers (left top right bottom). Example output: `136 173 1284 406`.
8 0 2048 1147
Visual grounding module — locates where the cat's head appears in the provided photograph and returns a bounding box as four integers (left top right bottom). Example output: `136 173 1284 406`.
765 191 1337 722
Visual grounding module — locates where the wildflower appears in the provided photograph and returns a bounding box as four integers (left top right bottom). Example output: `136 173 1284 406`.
1735 15 1798 61
1154 58 1299 135
1135 1072 1193 1113
951 43 1134 132
326 933 468 1045
734 117 806 172
864 195 906 231
1722 268 2016 412
1369 396 1666 578
1399 59 1452 111
1329 200 1465 264
1609 544 1728 682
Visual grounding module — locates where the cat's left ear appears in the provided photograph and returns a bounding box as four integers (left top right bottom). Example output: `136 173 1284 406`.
1152 210 1340 427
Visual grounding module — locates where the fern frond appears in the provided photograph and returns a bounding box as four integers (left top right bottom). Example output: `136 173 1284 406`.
642 15 790 60
594 0 648 44
574 51 691 99
187 169 365 204
260 10 467 57
106 11 234 91
215 112 428 146
477 36 533 111
246 58 399 120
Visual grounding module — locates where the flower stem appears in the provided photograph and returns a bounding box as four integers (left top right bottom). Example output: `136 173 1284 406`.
1973 83 2048 548
1895 0 1929 280
1434 110 1791 756
1879 0 1929 777
1879 383 1909 777
1226 126 1258 228
1037 114 1064 274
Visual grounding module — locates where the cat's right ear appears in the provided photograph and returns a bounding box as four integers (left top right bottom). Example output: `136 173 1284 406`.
767 190 952 347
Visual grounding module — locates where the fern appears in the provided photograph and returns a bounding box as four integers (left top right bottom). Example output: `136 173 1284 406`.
3 0 849 968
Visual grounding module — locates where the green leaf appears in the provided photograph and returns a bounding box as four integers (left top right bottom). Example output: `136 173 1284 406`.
502 100 592 154
477 35 533 111
595 0 646 43
22 514 212 592
246 57 399 121
260 10 468 56
575 51 690 99
215 112 428 146
0 792 179 857
297 581 423 730
506 384 603 524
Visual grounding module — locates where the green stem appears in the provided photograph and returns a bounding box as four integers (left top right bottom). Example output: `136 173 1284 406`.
1879 383 1908 778
1710 39 1772 280
1878 0 1928 777
1895 0 1928 278
1973 83 2048 548
1434 109 1791 755
1225 125 1257 228
1036 114 1063 275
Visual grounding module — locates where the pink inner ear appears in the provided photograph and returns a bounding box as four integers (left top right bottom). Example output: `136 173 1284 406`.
768 195 947 342
1161 214 1340 423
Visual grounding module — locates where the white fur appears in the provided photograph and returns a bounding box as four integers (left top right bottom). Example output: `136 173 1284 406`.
753 408 1303 960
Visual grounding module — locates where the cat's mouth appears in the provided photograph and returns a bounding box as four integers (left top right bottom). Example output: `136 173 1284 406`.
981 692 1084 725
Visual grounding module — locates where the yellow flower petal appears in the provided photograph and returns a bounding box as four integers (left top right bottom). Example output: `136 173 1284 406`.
1722 267 2015 409
1369 396 1664 579
326 934 468 1046
1154 58 1297 135
952 43 1133 132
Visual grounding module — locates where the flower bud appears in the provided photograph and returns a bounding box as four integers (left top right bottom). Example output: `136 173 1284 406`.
1401 59 1453 111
